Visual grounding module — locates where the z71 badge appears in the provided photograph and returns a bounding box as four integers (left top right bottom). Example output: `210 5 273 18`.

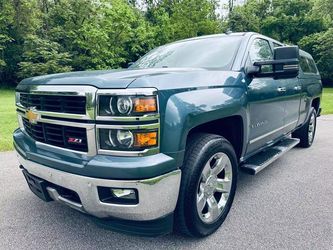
67 137 83 144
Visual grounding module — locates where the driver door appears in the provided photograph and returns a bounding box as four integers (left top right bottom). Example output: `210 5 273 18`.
246 38 285 154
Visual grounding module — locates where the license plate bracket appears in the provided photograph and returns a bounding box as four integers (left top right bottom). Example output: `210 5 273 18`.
22 169 53 202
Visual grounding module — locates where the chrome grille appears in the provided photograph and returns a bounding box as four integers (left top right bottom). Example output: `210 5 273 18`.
22 118 88 152
16 86 159 156
20 93 86 114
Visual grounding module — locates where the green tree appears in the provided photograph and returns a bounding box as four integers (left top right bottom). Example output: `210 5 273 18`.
74 0 154 69
144 0 222 45
229 0 325 44
0 0 40 85
227 0 332 85
299 28 333 84
41 0 154 70
18 35 72 78
228 0 271 33
38 0 100 70
0 0 13 70
261 0 325 43
0 0 332 86
170 0 221 39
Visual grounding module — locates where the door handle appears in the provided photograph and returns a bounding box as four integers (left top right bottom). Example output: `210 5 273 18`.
277 87 286 93
294 85 302 91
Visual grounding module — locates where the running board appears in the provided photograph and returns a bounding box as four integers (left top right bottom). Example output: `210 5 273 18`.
241 137 300 175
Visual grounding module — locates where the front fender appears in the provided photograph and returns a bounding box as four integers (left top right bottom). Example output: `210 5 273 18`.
160 87 247 154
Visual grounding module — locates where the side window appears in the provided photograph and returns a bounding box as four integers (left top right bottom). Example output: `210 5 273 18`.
249 39 273 62
249 38 273 73
307 58 318 74
299 56 311 73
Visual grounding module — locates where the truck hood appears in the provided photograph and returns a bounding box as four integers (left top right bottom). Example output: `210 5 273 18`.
19 68 243 90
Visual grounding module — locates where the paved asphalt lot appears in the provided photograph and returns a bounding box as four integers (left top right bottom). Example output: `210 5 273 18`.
1 116 332 250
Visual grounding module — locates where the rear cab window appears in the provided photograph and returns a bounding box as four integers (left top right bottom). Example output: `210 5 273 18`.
307 58 318 74
299 52 318 75
299 56 311 73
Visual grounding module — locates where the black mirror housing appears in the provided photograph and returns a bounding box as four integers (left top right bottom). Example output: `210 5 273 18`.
127 62 134 68
273 46 299 78
274 46 299 60
248 46 300 79
245 65 260 75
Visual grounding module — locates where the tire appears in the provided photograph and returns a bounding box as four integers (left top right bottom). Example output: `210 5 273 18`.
174 133 238 237
292 108 317 148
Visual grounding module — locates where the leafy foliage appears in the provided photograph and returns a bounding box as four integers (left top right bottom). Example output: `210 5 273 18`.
18 35 72 78
0 0 332 86
261 0 325 44
228 0 271 33
299 28 333 83
228 0 332 84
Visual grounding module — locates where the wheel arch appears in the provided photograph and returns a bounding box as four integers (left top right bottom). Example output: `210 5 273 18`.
311 97 320 114
185 116 244 160
160 87 247 154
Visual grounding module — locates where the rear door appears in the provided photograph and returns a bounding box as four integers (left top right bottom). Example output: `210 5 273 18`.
271 43 301 133
281 78 302 133
246 38 285 154
297 53 322 126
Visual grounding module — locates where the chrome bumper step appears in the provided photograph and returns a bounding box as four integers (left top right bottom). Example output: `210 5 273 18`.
241 137 300 175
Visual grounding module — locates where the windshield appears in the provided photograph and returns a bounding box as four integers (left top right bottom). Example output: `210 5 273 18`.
131 36 242 69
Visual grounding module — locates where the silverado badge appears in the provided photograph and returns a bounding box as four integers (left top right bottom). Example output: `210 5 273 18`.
26 107 39 125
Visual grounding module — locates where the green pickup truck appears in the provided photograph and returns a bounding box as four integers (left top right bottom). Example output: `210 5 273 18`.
13 32 322 237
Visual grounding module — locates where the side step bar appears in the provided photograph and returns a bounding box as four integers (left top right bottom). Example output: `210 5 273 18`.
241 137 300 175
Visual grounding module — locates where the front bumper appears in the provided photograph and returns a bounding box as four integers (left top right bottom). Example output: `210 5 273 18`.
13 128 179 180
17 153 181 221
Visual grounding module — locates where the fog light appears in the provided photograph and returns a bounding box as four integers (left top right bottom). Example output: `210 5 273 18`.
97 186 138 205
111 188 136 199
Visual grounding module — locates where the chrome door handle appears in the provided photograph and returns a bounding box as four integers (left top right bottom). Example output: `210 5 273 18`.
294 85 302 91
277 87 286 93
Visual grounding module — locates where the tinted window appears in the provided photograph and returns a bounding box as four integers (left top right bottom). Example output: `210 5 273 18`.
307 58 318 74
299 56 311 73
131 36 242 69
249 39 273 62
249 39 273 72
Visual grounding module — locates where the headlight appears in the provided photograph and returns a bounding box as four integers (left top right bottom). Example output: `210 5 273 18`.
99 95 157 116
114 130 133 148
116 97 133 114
99 129 158 151
97 89 159 155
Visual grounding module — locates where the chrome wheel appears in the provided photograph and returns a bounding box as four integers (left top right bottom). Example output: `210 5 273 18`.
308 112 316 145
196 152 233 224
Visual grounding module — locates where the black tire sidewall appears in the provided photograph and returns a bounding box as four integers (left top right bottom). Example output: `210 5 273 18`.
308 110 317 146
179 135 238 237
293 108 317 147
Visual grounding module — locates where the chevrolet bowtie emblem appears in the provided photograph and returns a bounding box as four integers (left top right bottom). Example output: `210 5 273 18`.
26 107 39 124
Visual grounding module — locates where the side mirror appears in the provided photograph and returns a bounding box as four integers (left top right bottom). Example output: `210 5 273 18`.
247 46 300 79
273 46 299 78
127 62 134 68
274 46 299 60
244 65 260 75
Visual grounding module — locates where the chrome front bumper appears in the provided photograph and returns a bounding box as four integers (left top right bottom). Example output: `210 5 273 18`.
17 154 181 221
